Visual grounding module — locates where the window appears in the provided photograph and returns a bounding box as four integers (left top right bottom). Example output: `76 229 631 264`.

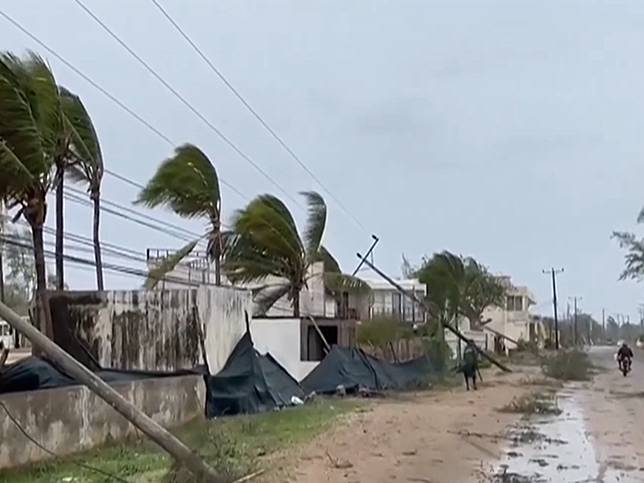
506 296 523 311
302 325 339 361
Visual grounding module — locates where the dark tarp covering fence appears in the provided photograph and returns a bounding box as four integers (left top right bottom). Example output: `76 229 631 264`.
204 332 304 418
300 346 434 395
0 356 202 394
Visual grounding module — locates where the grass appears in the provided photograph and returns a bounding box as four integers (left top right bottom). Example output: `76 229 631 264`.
541 349 593 381
0 398 361 483
499 391 562 416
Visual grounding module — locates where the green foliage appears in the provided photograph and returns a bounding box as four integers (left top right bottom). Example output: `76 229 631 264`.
416 251 505 329
357 316 412 349
136 144 220 220
0 51 61 205
225 192 368 316
422 335 452 373
542 350 592 381
144 240 198 289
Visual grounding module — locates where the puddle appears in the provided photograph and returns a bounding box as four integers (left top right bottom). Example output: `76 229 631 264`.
488 392 599 482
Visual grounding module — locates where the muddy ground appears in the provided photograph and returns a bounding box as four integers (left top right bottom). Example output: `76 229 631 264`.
274 346 644 483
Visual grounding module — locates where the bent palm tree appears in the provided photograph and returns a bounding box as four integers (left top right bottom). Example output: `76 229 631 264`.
225 191 369 317
136 144 222 287
0 52 64 333
62 88 105 290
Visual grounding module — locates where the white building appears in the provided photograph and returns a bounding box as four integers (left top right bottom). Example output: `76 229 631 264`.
363 277 426 324
482 275 537 351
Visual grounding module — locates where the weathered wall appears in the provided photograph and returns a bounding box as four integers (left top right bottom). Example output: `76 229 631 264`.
0 375 204 469
250 318 318 381
50 286 251 373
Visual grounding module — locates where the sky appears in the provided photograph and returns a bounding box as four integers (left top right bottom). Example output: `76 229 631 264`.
2 0 644 322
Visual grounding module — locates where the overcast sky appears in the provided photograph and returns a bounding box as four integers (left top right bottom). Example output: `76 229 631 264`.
3 0 644 321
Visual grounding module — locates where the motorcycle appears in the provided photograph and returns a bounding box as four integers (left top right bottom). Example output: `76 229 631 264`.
619 357 632 377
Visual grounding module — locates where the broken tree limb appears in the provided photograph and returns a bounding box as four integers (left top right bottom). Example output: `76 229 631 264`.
0 300 222 483
356 254 511 373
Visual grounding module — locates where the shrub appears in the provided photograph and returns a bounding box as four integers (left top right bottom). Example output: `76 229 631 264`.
542 350 592 381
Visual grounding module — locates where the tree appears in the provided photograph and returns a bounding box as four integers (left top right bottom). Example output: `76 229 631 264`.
0 52 64 333
417 251 505 333
401 253 415 279
224 192 368 317
136 144 221 286
60 88 104 290
459 258 506 329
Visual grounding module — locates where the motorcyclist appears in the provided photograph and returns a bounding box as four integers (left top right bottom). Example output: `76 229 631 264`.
617 342 633 371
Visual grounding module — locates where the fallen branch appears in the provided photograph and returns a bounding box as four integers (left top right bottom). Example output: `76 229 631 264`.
232 469 266 483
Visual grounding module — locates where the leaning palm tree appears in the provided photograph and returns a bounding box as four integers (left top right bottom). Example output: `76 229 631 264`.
136 144 221 287
62 88 105 289
0 52 64 333
224 191 369 317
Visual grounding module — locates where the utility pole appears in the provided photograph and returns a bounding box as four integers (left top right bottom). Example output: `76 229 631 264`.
352 235 379 276
602 308 605 341
542 268 564 350
0 301 221 482
569 296 582 346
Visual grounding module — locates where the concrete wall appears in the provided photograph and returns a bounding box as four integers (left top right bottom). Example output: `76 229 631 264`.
0 375 204 469
250 318 318 381
50 286 251 373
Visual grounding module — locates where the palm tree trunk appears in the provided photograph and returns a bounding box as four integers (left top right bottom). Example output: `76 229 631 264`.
91 189 104 291
214 254 221 286
293 288 300 318
31 221 53 337
55 163 64 290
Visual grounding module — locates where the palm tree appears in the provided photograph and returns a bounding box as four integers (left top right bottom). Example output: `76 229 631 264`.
62 88 104 290
136 144 221 287
0 52 64 333
224 191 369 317
417 251 505 345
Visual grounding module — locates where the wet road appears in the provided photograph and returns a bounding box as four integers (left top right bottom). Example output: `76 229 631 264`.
488 346 644 483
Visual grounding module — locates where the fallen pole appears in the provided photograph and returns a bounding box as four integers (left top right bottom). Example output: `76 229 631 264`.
0 300 222 482
356 254 512 373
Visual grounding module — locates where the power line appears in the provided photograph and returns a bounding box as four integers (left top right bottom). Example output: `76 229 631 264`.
0 236 206 288
65 185 217 237
63 191 196 243
72 0 303 210
0 9 249 204
149 0 368 232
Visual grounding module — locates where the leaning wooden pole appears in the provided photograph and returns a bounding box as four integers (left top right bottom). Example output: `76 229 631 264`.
356 254 511 373
0 300 222 482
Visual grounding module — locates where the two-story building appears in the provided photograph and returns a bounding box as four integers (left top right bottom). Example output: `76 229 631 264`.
482 275 537 352
362 278 426 324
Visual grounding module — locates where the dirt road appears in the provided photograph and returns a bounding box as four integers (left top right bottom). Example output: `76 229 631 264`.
283 347 644 482
286 368 540 483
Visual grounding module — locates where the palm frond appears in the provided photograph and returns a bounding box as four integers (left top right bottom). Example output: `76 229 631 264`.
60 87 103 184
231 194 303 263
136 143 220 220
300 191 326 260
314 245 341 273
252 283 291 316
613 231 644 281
22 52 63 162
144 239 198 289
323 272 372 295
0 62 44 199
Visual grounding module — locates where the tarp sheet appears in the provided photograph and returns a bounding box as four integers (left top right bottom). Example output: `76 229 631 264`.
204 332 304 418
300 346 433 395
0 356 202 394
